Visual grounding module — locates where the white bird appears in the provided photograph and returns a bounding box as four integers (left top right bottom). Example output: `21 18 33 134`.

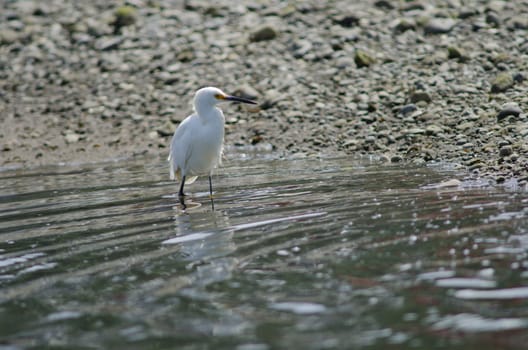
168 86 257 209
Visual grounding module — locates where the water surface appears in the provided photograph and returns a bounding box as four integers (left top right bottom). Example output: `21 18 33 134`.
1 155 527 349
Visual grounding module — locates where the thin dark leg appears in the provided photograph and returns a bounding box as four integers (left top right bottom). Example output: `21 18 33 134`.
178 176 186 209
209 175 215 211
178 176 186 197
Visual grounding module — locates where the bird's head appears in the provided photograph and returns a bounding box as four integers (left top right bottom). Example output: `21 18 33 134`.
193 87 257 110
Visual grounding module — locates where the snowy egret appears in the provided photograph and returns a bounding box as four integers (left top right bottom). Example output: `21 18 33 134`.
168 87 257 209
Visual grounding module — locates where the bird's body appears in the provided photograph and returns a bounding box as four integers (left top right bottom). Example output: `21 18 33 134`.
168 87 256 208
168 104 225 184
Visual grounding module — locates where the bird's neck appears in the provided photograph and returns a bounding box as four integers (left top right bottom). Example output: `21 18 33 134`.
196 105 224 123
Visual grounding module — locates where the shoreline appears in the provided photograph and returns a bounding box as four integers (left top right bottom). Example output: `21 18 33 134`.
1 0 527 185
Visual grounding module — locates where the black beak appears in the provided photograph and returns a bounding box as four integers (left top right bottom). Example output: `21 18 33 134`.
225 95 257 105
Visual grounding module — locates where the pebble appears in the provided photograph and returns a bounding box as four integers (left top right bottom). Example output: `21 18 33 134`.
292 40 312 58
426 125 443 135
433 179 462 188
233 85 259 100
499 146 513 157
424 18 457 35
354 50 375 68
112 6 137 33
490 72 514 93
157 121 175 137
405 128 426 135
333 14 359 28
399 104 418 116
410 91 432 104
65 132 80 144
393 19 416 33
249 26 278 42
95 37 124 51
391 155 403 163
497 103 522 121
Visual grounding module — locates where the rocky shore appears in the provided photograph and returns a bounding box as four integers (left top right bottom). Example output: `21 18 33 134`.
1 0 527 184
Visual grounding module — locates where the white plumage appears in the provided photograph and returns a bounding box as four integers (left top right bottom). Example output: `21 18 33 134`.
168 87 256 206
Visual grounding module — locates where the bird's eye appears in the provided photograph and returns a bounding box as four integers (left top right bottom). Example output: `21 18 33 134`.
214 94 225 100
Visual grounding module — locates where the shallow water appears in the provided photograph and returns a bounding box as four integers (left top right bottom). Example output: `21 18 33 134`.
1 155 528 349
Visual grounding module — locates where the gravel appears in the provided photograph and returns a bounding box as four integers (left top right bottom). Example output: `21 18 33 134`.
1 0 527 185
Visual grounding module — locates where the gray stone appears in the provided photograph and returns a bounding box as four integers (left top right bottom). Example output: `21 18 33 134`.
510 16 528 30
375 0 395 10
410 91 432 104
485 12 501 27
426 125 443 135
95 37 124 51
0 29 21 45
354 50 375 68
334 14 359 28
390 155 403 163
157 121 175 137
399 104 418 116
424 18 457 35
497 103 522 121
491 72 514 93
394 19 416 33
405 128 426 135
292 40 312 58
499 145 513 157
233 85 259 100
65 132 80 144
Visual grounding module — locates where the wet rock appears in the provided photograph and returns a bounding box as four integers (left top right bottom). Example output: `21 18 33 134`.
490 72 514 93
497 103 522 121
250 26 278 42
354 50 375 68
424 18 457 35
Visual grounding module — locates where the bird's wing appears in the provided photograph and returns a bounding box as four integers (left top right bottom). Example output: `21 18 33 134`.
168 114 196 180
